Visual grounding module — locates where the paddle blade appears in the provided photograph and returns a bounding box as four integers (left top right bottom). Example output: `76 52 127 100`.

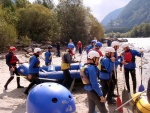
69 78 75 92
117 96 123 112
138 84 145 92
122 88 129 104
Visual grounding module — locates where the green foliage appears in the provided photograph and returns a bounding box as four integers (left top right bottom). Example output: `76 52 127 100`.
19 35 31 47
57 0 104 45
0 14 17 52
17 4 58 42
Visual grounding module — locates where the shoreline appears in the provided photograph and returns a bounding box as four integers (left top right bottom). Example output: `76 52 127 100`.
0 43 148 113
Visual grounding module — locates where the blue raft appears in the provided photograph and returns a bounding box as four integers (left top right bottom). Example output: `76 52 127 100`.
17 63 83 81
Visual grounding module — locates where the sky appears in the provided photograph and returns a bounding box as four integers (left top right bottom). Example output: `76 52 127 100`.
28 0 131 22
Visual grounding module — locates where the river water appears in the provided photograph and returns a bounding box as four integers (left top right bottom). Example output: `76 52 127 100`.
121 38 150 88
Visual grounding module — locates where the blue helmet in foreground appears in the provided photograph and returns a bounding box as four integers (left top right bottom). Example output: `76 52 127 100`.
26 83 76 113
95 42 102 47
68 43 75 49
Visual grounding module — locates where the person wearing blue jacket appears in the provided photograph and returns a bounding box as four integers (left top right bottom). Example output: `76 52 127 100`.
86 40 96 54
121 43 143 94
45 46 52 66
111 41 122 97
24 48 42 95
99 47 116 105
84 50 107 113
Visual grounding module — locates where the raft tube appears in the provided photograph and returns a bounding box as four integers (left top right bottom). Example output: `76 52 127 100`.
131 92 150 113
17 63 80 81
41 63 84 72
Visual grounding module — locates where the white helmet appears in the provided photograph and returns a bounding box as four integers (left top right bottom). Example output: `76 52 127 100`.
105 47 115 53
111 41 120 47
121 43 129 48
88 50 100 59
34 48 41 53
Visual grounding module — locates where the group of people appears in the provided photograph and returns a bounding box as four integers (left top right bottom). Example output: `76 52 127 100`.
4 37 145 113
82 39 143 113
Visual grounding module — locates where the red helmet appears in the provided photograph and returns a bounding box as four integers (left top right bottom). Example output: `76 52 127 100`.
9 46 16 51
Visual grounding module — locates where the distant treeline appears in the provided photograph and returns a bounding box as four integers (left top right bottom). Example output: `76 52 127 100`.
106 23 150 38
0 0 104 52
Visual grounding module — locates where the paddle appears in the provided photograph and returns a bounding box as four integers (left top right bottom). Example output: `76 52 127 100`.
138 55 145 92
122 65 130 104
69 51 83 92
114 90 147 113
114 64 123 112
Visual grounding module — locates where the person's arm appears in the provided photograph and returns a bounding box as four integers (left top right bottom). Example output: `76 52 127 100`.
6 54 12 68
102 59 114 73
132 50 143 57
87 67 103 97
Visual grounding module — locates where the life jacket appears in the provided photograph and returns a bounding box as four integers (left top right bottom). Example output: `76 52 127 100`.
80 64 90 84
61 52 70 70
97 58 108 73
80 63 99 84
6 53 18 65
124 50 135 63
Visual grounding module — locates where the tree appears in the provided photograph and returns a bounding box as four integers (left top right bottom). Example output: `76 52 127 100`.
17 4 58 42
0 10 17 52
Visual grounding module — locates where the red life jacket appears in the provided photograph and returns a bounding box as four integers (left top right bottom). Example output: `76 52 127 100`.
10 55 18 64
124 50 133 63
6 53 18 65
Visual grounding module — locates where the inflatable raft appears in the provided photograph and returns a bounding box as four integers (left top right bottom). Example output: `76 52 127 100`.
131 92 150 113
17 63 83 81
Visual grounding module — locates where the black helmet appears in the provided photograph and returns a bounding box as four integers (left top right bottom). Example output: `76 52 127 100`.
48 46 53 49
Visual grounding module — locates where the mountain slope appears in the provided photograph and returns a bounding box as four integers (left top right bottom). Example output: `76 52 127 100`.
101 7 124 26
104 0 150 32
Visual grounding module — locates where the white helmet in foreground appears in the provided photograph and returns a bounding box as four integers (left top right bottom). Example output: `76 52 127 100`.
121 43 129 48
88 51 100 59
34 48 41 53
111 41 120 47
105 47 115 53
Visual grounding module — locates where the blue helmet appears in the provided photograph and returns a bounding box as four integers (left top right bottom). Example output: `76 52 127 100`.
68 43 75 49
26 83 76 113
95 42 102 47
91 40 96 43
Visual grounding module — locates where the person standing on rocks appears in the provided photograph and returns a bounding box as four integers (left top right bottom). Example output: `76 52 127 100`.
99 47 116 105
4 46 24 90
77 41 82 55
82 50 108 113
24 48 42 95
61 43 78 89
45 46 53 66
56 42 60 57
121 43 143 94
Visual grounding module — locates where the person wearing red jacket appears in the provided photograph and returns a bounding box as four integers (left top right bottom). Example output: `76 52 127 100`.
4 46 24 90
77 41 82 55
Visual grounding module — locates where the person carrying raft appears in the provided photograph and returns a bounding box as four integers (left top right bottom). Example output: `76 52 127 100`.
4 46 24 90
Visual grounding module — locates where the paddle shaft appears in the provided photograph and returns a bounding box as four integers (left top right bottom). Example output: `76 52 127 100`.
114 90 147 112
114 64 119 95
140 56 143 84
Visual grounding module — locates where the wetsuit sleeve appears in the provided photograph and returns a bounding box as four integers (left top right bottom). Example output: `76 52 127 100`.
88 67 103 97
6 54 12 68
132 50 143 57
102 59 114 72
